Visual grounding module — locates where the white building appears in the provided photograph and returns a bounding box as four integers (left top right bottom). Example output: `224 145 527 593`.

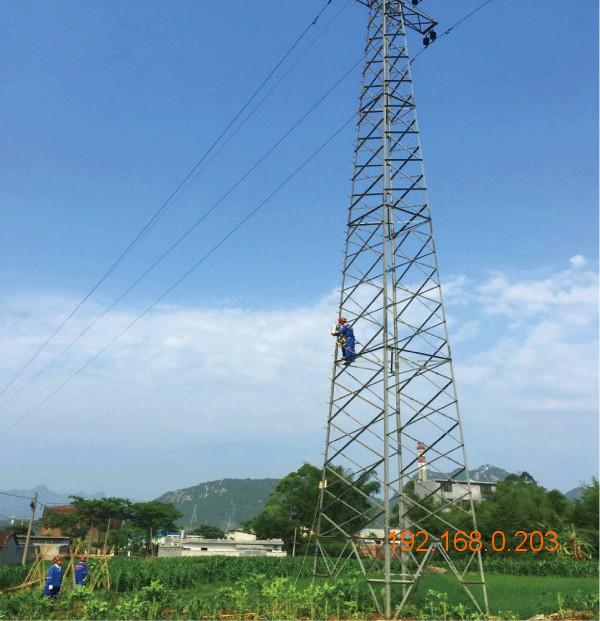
360 528 385 542
158 531 286 558
414 479 496 503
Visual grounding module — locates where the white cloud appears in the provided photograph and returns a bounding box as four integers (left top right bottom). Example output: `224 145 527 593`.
451 260 598 414
441 275 469 302
451 320 481 345
475 265 597 322
0 294 338 442
569 254 587 268
0 257 596 495
448 260 598 490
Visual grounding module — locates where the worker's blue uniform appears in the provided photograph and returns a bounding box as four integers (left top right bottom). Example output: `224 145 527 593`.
339 324 356 362
74 561 88 587
43 563 63 598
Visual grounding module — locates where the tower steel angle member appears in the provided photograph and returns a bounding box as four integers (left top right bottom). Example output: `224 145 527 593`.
313 1 489 618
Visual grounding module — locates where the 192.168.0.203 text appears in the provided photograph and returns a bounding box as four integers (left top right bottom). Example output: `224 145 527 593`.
387 529 559 554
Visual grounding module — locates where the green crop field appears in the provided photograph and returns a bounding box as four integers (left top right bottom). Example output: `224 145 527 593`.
411 573 599 619
0 557 598 620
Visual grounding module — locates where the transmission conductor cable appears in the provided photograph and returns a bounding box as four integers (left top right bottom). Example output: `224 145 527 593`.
175 0 353 195
0 0 498 434
0 111 357 439
0 0 337 400
0 57 361 414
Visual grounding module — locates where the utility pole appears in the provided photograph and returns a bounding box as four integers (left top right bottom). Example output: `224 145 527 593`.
22 492 38 565
313 1 488 617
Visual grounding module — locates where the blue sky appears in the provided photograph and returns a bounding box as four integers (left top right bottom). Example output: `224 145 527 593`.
0 0 597 499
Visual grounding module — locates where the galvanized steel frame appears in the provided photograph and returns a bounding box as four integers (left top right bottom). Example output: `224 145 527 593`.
313 1 488 617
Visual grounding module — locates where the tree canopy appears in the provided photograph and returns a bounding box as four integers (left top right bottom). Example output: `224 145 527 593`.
249 465 599 559
249 463 379 553
476 474 564 533
41 510 87 539
41 496 181 553
572 478 599 530
129 501 182 550
188 525 225 539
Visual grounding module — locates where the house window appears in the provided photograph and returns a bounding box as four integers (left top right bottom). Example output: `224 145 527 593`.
200 547 208 551
481 485 494 499
440 481 453 493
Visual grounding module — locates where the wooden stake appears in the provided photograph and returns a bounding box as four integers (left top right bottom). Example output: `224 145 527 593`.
102 517 111 555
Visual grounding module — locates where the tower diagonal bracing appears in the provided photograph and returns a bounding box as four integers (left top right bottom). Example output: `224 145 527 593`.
313 1 488 618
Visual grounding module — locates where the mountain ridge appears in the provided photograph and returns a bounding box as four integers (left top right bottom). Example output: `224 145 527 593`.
1 467 591 528
156 478 279 529
426 464 511 483
0 486 104 523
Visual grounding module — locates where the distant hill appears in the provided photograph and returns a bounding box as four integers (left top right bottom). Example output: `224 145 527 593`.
156 478 279 529
469 465 512 482
565 486 585 501
427 464 511 483
4 467 588 530
156 467 512 530
0 486 104 524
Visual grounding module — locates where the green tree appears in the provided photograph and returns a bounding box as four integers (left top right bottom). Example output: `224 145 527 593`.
571 479 599 558
41 510 88 539
129 501 182 553
72 495 132 523
518 471 537 485
109 521 146 554
68 496 100 534
98 497 132 550
476 475 557 533
572 478 599 530
250 463 379 553
69 496 132 549
547 489 570 521
188 525 225 539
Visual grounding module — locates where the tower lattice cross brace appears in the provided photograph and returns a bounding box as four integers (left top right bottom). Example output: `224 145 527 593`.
313 1 488 617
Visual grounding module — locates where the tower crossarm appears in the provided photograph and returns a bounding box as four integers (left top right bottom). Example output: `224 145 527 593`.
354 0 438 35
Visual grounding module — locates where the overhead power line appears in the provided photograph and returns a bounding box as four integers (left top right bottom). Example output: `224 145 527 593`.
0 57 360 415
410 0 498 65
0 0 498 437
170 0 353 201
442 0 496 36
0 0 337 401
0 111 357 439
0 490 34 501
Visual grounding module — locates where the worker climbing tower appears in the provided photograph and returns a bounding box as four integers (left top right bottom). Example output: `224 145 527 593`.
313 1 488 618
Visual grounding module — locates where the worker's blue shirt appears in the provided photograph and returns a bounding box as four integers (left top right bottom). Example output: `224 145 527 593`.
340 325 355 346
44 564 63 594
75 562 88 585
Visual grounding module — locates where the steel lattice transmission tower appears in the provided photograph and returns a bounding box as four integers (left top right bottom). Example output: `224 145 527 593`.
313 1 488 617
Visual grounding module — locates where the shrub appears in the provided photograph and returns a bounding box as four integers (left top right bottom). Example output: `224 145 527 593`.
417 590 483 621
83 596 108 620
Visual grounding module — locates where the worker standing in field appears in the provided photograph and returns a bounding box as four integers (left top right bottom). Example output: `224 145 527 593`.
74 555 89 587
43 555 63 598
332 316 356 364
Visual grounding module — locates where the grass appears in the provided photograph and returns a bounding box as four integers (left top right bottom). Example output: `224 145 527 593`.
409 573 599 618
